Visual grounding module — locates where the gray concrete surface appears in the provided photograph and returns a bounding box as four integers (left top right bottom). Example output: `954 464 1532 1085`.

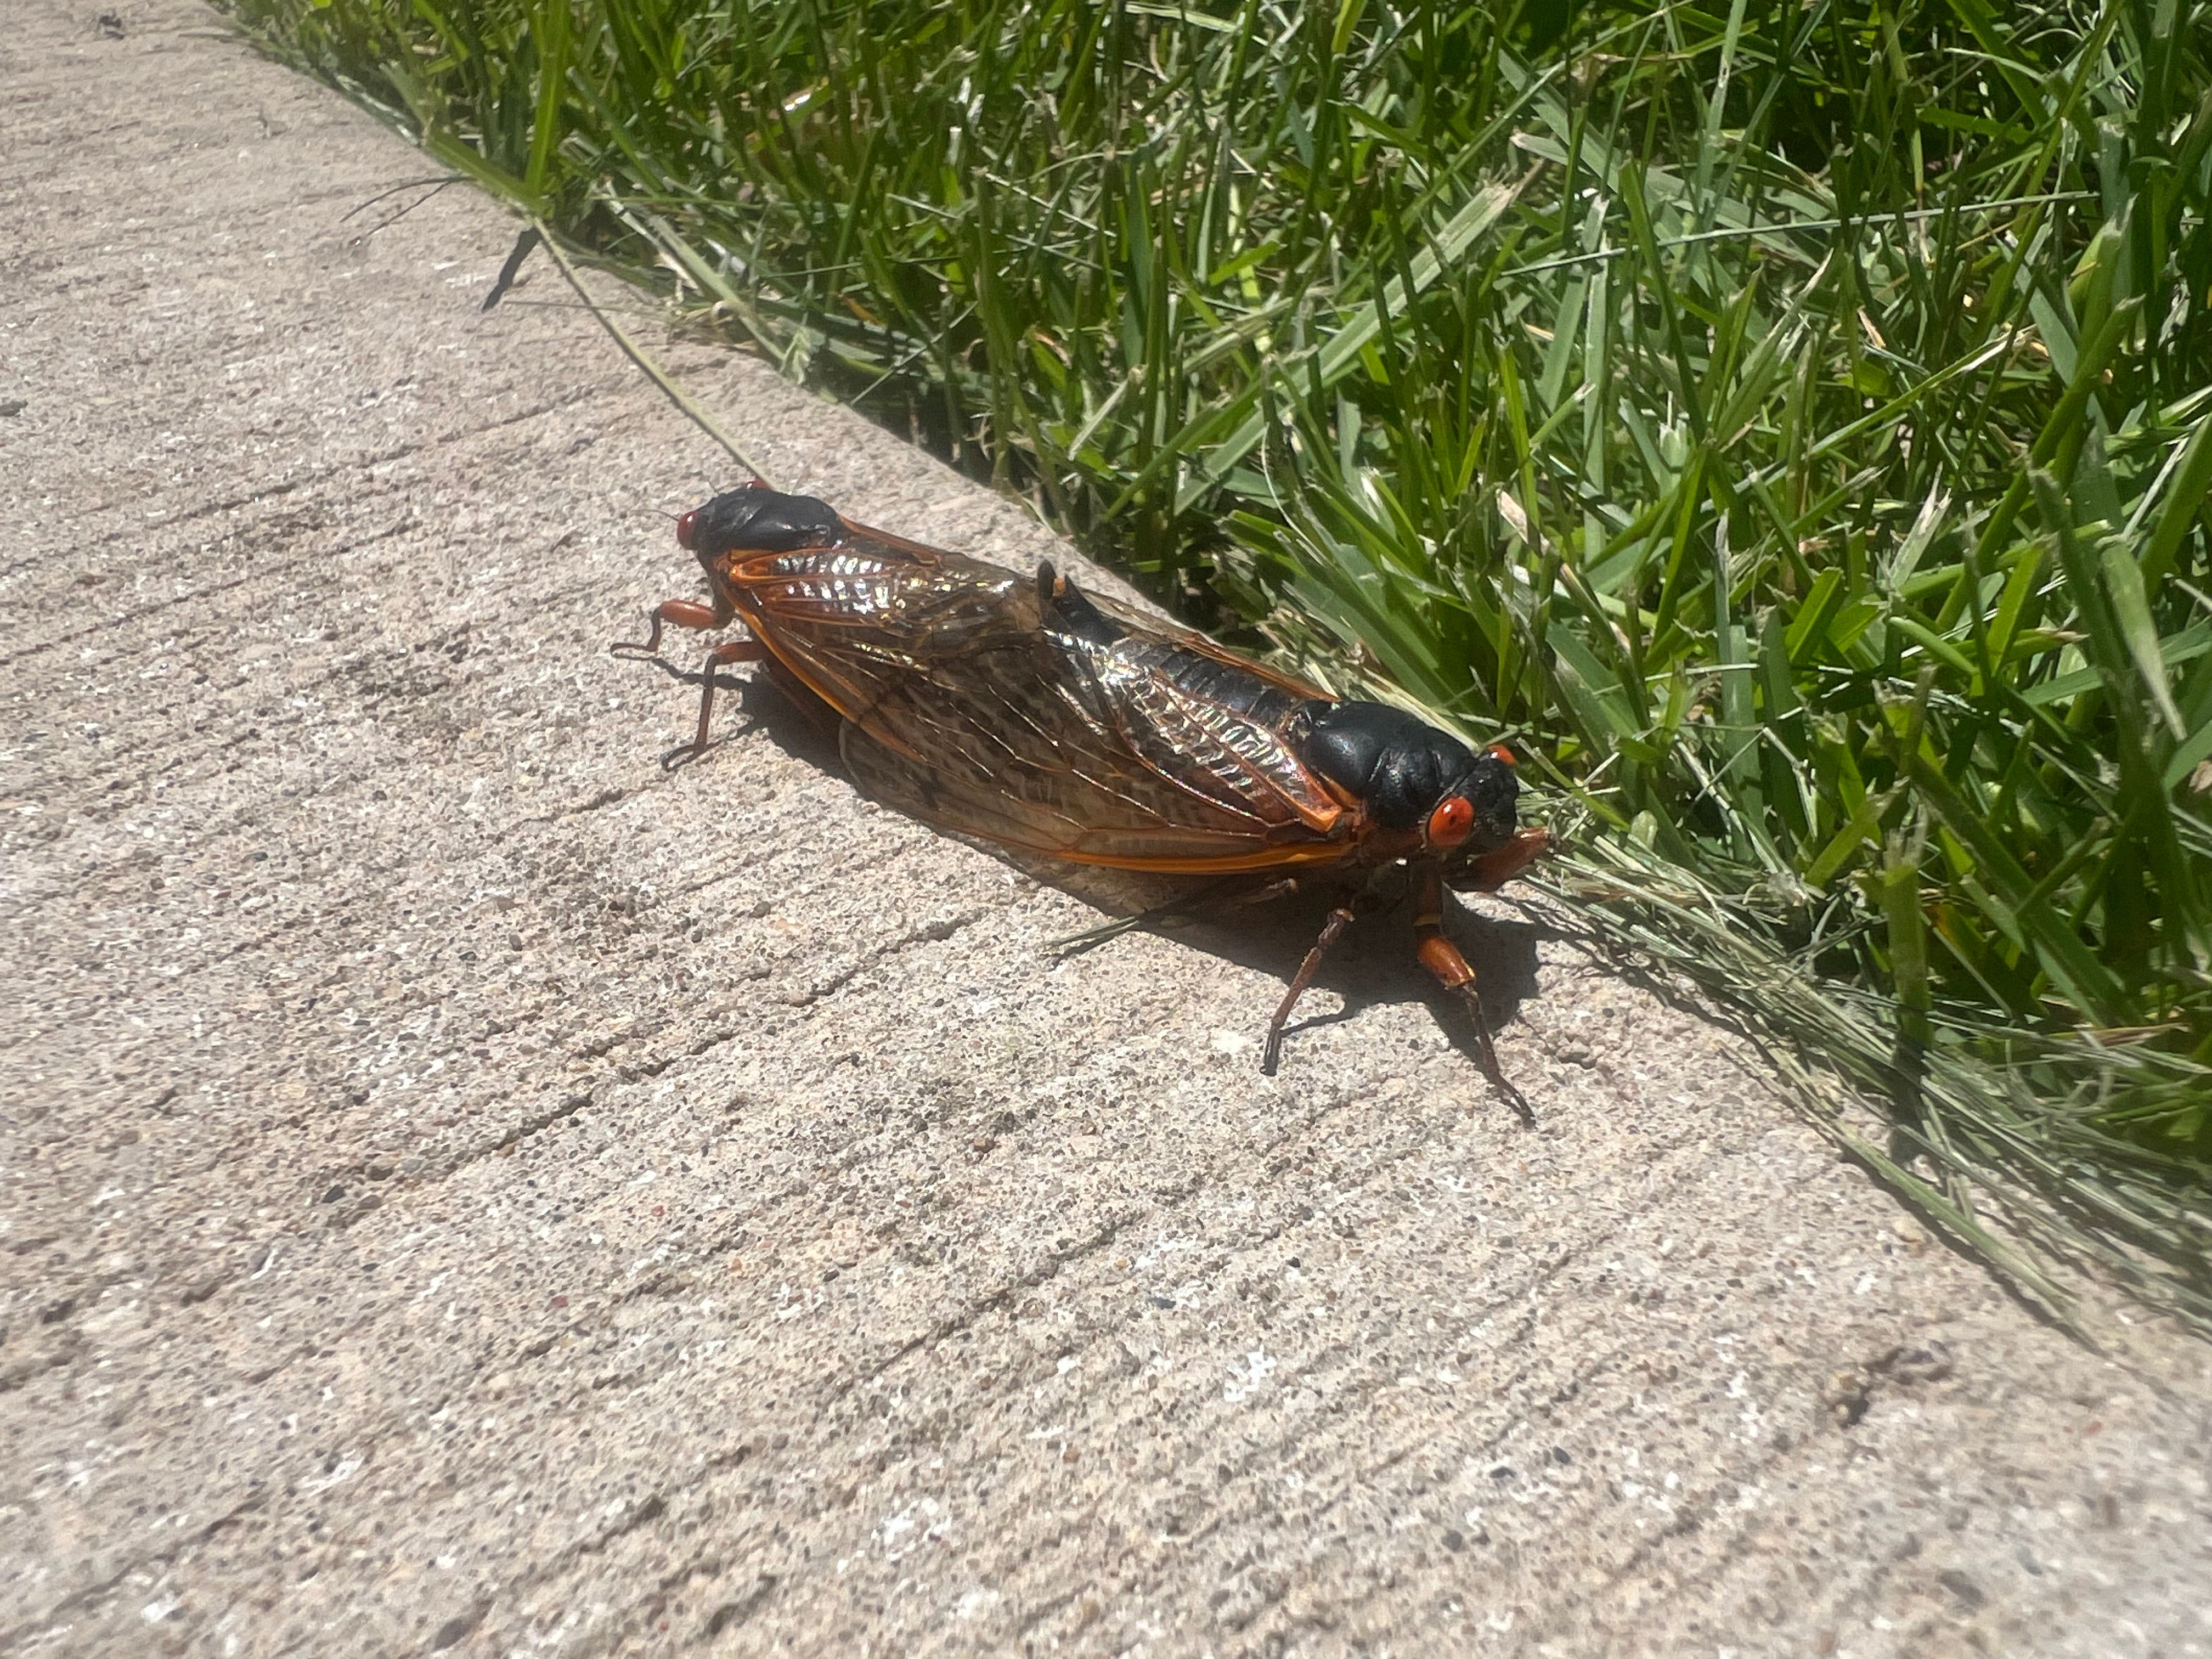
3 3 2209 1655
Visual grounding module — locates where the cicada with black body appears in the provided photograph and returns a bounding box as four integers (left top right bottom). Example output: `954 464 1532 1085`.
616 483 1549 1109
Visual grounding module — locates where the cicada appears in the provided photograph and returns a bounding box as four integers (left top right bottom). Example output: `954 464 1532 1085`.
616 484 1548 1108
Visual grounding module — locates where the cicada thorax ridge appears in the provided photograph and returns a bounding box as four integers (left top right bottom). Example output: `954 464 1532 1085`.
676 483 842 560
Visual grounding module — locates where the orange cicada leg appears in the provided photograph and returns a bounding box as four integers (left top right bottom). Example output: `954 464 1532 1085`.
1261 903 1358 1075
1458 828 1550 893
672 636 771 763
611 597 730 660
611 595 758 765
1414 865 1532 1124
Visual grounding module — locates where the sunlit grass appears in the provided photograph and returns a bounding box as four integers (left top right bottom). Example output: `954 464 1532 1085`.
222 0 2212 1325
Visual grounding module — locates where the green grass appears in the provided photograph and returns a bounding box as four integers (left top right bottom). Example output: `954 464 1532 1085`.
220 0 2212 1326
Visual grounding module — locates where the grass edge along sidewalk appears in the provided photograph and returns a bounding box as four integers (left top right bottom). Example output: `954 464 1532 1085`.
213 0 2212 1332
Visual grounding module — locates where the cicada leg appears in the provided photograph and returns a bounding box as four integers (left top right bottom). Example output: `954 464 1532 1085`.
666 636 770 766
1457 827 1550 893
610 596 761 765
1413 865 1532 1124
1261 903 1358 1076
610 597 730 661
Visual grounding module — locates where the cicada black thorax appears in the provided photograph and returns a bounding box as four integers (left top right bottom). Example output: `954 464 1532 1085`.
678 484 843 561
1296 702 1518 853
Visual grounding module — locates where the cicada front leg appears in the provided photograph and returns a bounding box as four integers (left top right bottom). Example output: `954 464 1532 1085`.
1457 828 1549 893
1412 864 1532 1124
610 595 732 661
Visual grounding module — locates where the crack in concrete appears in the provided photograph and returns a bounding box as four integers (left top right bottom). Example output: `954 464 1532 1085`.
0 1489 268 1648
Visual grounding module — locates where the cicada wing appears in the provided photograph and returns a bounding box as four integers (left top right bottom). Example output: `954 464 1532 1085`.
839 721 1350 874
718 529 1034 728
838 720 1084 861
725 523 1354 871
1075 584 1337 707
1052 632 1346 834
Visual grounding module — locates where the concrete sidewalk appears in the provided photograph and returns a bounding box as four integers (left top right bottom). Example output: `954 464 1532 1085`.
2 3 2207 1655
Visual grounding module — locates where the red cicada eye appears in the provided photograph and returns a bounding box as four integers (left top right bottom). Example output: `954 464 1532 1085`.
1426 795 1476 850
1488 743 1517 766
676 510 699 550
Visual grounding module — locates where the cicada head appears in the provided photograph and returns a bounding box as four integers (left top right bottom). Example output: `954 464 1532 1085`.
1299 701 1523 881
676 484 844 565
1432 746 1530 889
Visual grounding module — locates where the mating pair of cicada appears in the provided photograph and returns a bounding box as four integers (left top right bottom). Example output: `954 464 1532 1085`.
617 485 1547 1109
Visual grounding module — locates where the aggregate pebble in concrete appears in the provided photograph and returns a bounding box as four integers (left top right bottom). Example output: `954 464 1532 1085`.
3 3 2209 1656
